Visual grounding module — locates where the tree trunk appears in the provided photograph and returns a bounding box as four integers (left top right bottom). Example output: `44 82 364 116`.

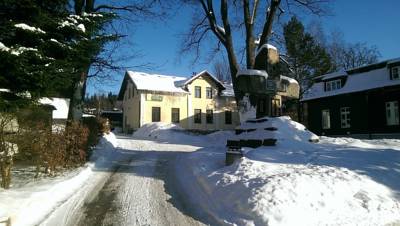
296 100 303 123
0 158 12 189
69 72 87 121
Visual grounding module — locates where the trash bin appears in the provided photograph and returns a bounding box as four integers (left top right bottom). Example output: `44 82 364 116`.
226 140 243 166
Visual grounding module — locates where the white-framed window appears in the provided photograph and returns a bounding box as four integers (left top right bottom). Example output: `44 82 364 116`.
206 87 213 99
391 66 399 80
386 101 399 126
340 107 351 128
325 79 342 92
195 86 201 98
322 109 331 129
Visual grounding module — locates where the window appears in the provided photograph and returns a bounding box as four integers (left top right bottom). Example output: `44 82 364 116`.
195 86 201 98
392 67 399 80
225 111 232 124
152 107 161 122
128 88 131 99
206 110 213 124
386 101 399 126
171 108 180 123
194 109 202 124
340 107 351 128
322 109 331 129
206 87 213 99
280 83 288 92
325 79 342 91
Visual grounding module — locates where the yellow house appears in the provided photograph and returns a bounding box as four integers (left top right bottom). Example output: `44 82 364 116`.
117 71 240 132
117 70 300 132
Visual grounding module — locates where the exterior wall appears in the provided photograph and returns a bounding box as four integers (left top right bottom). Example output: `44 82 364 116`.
304 85 400 136
216 96 240 130
186 75 239 130
122 81 141 132
142 92 188 128
121 74 241 132
278 82 300 99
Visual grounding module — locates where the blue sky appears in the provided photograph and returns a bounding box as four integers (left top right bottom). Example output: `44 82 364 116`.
87 0 400 95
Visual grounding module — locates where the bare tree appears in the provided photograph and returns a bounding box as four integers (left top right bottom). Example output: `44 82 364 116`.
212 55 231 82
328 30 381 70
69 0 168 120
181 0 331 105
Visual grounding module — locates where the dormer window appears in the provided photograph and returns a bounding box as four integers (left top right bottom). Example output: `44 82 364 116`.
325 79 342 91
391 66 399 80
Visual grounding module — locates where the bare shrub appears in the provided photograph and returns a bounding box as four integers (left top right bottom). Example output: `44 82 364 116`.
65 121 89 167
0 113 18 189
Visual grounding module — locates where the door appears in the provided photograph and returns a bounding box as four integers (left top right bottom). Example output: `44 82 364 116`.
256 98 268 118
386 101 399 126
152 107 161 122
271 99 281 117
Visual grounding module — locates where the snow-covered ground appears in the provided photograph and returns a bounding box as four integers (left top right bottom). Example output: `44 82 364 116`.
134 119 400 226
1 118 400 226
0 133 120 226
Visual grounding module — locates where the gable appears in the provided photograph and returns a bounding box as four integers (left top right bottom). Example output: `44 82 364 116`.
182 71 225 91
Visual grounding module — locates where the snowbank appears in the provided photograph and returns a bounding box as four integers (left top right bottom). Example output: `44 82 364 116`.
0 133 119 226
175 117 400 226
236 116 319 143
132 122 207 146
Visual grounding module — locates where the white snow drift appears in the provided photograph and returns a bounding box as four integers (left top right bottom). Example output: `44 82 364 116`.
135 117 400 226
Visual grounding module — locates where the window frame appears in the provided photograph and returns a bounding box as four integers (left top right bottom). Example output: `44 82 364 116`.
206 109 213 124
206 87 213 99
194 86 201 98
391 66 399 80
225 110 232 125
152 107 161 122
340 107 351 128
171 108 180 123
325 79 342 91
322 109 331 129
194 109 202 124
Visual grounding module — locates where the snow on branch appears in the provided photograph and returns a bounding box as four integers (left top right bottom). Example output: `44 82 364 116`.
14 23 46 34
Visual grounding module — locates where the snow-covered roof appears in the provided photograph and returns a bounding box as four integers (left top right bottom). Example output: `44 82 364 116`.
281 75 298 84
256 44 277 56
236 69 268 78
126 71 188 93
319 70 347 81
302 67 400 101
388 57 400 64
181 70 225 89
39 98 70 119
221 83 235 97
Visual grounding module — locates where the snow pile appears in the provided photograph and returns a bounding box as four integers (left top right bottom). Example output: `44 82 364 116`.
238 94 257 123
236 116 319 143
133 122 182 138
0 133 119 226
175 117 400 226
97 132 119 150
197 159 400 226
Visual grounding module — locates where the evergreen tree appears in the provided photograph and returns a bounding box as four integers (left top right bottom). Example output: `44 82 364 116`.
283 16 333 121
0 0 115 106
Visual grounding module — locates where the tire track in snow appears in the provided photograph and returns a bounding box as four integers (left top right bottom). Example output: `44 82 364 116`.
75 137 207 226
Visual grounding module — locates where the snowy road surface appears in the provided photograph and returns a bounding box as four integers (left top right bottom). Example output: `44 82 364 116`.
72 136 208 226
